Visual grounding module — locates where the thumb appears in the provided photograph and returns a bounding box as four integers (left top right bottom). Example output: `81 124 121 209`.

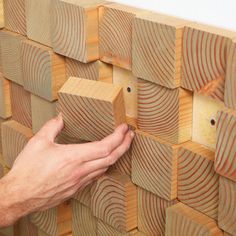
36 113 64 142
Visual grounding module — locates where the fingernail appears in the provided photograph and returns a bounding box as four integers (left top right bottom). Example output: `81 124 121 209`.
130 131 135 138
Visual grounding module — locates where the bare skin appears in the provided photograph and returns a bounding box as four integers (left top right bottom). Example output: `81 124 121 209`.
0 114 134 227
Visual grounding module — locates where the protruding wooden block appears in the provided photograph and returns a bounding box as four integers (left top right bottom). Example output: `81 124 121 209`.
218 177 236 235
132 12 188 88
0 0 4 28
215 109 236 182
3 0 26 35
58 77 126 141
0 30 26 85
1 120 33 168
73 183 92 208
72 200 97 236
25 0 52 46
138 188 177 236
166 203 223 236
182 23 236 102
137 78 192 144
51 0 103 62
66 58 113 83
132 130 178 200
178 141 219 219
113 149 132 176
10 82 32 128
91 170 137 232
21 40 66 101
99 3 143 70
0 75 11 119
225 38 236 110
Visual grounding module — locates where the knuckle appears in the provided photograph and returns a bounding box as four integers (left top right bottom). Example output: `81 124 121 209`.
107 154 117 166
100 145 111 157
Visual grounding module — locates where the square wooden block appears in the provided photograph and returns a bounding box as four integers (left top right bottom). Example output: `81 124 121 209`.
131 130 178 200
0 75 11 119
58 77 126 141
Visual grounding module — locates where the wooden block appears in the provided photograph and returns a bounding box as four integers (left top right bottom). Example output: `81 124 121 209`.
16 216 38 236
218 177 236 235
10 82 32 128
91 170 137 232
0 30 26 85
178 141 219 219
73 183 92 208
0 118 9 154
131 130 178 200
137 78 192 144
51 0 103 62
72 200 97 236
58 201 72 236
1 120 33 168
21 40 66 101
3 0 26 35
182 23 236 102
58 77 126 141
31 95 57 134
113 149 132 176
99 3 143 70
132 12 188 88
138 188 177 236
166 203 223 236
25 0 52 46
0 0 3 28
0 75 11 119
215 108 236 182
66 58 113 83
225 38 236 109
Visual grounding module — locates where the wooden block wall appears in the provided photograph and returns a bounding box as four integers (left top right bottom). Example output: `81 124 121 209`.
0 0 236 235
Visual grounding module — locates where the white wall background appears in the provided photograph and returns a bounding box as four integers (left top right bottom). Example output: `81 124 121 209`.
113 0 236 31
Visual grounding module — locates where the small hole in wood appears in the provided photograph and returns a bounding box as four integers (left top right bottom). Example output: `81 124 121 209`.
127 87 131 93
210 119 216 126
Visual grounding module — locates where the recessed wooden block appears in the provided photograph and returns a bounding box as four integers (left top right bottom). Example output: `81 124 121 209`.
0 0 4 28
72 200 97 236
66 58 113 83
10 82 32 128
25 0 52 46
178 141 219 219
0 75 11 119
225 38 236 110
218 177 236 235
138 188 177 236
58 77 126 141
99 3 143 70
73 183 92 208
166 203 223 236
91 170 137 232
132 130 178 200
215 108 236 182
51 0 103 62
3 0 26 35
132 12 188 88
21 40 66 101
0 30 26 85
192 93 225 150
137 78 192 144
114 149 132 176
1 120 33 168
182 23 236 102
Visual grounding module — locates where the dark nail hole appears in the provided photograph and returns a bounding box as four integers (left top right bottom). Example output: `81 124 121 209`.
210 119 216 126
127 87 131 93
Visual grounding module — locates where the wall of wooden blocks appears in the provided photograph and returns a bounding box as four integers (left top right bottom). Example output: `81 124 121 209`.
0 0 236 235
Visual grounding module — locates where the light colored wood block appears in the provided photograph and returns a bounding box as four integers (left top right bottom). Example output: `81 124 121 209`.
66 58 113 83
225 38 236 110
0 30 26 85
1 120 33 168
73 183 92 208
166 203 223 236
218 177 236 235
215 108 236 182
0 75 11 119
0 118 9 154
137 78 192 144
91 170 137 232
132 12 188 88
138 188 177 236
58 77 126 141
10 82 32 128
99 3 143 70
72 200 97 236
21 40 66 101
0 0 4 28
182 23 236 102
25 0 52 46
113 149 132 176
178 141 219 219
3 0 26 35
131 130 178 200
51 0 103 62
